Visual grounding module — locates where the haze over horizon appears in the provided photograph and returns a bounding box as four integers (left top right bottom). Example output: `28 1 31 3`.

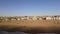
0 0 60 16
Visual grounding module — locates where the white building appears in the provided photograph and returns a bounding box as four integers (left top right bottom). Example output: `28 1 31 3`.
36 17 43 20
27 16 33 20
21 17 27 20
46 17 53 20
58 17 60 20
17 18 21 20
32 16 37 20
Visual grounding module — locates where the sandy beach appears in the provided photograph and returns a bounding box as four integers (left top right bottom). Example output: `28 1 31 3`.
0 20 60 33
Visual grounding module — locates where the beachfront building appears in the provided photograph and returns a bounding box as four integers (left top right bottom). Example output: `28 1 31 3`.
32 16 37 20
8 17 16 20
36 16 43 20
59 17 60 20
46 16 53 20
27 16 33 20
21 16 28 20
17 18 21 20
0 16 60 21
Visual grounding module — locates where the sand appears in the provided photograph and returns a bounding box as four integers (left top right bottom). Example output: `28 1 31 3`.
0 20 60 33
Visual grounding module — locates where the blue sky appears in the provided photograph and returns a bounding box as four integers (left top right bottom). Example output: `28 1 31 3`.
0 0 60 16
